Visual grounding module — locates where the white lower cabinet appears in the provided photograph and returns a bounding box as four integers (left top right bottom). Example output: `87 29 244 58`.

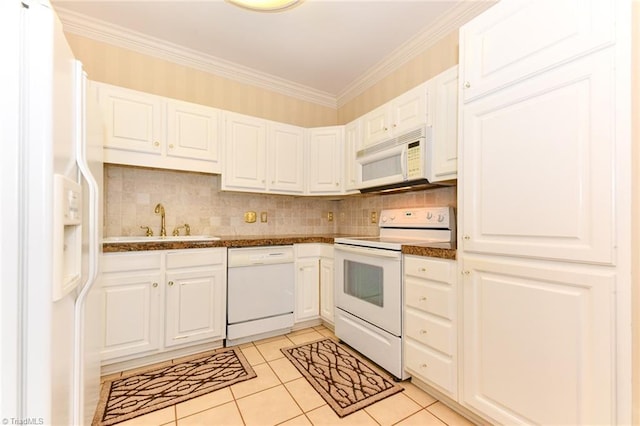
294 244 334 324
403 255 457 398
163 249 227 347
319 257 334 324
101 253 162 360
294 258 320 322
101 248 227 364
461 255 614 425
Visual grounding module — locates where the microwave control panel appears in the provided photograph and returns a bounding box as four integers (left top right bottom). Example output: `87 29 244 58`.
406 141 423 179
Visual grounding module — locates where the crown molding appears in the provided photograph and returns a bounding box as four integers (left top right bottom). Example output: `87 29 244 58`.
55 7 338 109
55 2 494 111
336 1 496 108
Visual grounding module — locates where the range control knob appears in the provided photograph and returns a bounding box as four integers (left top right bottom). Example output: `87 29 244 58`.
438 214 445 222
390 215 396 221
381 216 388 223
426 212 433 220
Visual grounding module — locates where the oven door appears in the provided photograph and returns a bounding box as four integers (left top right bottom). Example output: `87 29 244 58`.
334 243 402 336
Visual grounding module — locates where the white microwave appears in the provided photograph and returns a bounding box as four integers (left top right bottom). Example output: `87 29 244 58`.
356 126 441 193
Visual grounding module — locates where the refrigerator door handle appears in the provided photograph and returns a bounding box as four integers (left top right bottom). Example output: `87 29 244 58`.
72 63 100 426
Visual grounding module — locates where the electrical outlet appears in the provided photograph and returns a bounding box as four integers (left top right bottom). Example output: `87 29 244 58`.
244 211 256 223
327 211 334 222
370 211 377 223
260 212 268 223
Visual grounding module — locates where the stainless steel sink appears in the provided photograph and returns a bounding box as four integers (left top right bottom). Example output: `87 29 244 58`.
103 235 221 243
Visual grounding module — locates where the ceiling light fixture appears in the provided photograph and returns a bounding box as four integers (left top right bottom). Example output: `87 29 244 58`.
226 0 302 12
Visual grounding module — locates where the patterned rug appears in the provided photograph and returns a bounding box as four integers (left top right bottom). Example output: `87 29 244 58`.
92 347 256 425
281 338 404 418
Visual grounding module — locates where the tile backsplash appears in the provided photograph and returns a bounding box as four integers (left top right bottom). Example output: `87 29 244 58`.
104 165 456 237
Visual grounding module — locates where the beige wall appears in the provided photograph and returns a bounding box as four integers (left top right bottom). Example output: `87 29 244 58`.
65 33 337 128
337 30 459 124
66 28 459 128
632 2 639 423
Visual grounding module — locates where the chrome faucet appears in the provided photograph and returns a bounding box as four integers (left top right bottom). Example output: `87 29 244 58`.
154 203 166 237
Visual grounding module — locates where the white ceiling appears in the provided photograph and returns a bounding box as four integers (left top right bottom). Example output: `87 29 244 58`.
51 0 493 107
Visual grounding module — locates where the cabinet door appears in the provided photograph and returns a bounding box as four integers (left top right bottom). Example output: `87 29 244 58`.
294 259 319 322
269 123 305 193
461 49 614 264
461 255 614 425
164 267 226 347
307 127 343 194
427 66 458 182
319 258 334 324
343 119 360 192
99 85 162 154
101 273 162 360
460 0 614 102
390 83 427 134
223 112 267 190
166 100 220 165
361 104 390 147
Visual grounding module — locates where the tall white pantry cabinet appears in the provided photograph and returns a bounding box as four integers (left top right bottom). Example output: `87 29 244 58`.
457 1 631 425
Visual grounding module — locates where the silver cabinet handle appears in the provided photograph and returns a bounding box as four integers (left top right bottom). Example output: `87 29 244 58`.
152 282 158 288
464 81 471 88
168 281 174 286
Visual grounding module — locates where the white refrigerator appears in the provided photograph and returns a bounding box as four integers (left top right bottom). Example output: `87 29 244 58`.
1 1 103 425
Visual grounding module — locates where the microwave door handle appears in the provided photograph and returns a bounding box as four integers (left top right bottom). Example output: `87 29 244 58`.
401 148 408 179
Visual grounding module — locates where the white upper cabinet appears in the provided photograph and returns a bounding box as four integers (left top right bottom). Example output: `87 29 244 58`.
361 83 427 147
166 99 220 162
222 112 305 194
427 65 458 182
307 126 344 194
460 0 615 102
97 82 222 173
223 112 268 191
100 85 162 155
461 49 615 264
343 118 361 192
268 122 305 193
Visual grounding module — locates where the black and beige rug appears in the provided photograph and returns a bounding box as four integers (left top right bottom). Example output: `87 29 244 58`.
281 338 404 417
92 347 256 425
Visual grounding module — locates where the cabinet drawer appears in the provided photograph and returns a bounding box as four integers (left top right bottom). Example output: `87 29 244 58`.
404 256 453 283
405 308 454 355
405 277 453 319
166 248 225 269
405 339 455 395
102 252 161 273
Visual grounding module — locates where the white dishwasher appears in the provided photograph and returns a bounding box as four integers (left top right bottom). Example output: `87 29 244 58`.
226 245 295 346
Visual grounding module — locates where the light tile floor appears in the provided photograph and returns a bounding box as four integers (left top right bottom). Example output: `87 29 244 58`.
109 325 477 426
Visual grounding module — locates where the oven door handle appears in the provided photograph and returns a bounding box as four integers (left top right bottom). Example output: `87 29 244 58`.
334 244 401 259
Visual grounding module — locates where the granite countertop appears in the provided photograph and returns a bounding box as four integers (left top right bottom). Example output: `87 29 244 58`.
103 234 456 260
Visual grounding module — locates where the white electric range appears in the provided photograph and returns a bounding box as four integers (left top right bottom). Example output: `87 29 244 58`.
334 206 455 379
